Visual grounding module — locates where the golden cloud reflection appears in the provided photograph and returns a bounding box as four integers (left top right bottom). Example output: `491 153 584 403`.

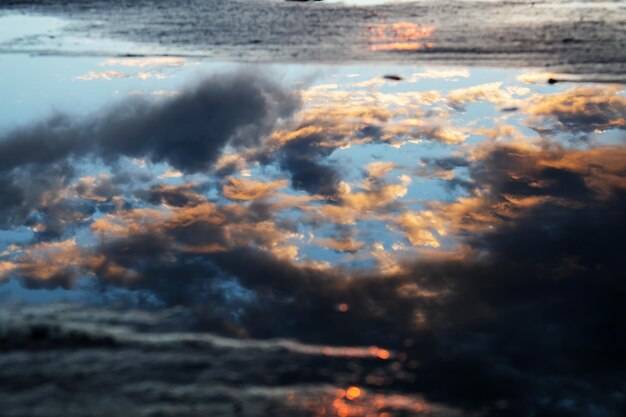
368 22 435 52
1 62 625 305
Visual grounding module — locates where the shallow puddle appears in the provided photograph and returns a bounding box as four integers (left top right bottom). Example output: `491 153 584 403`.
1 7 625 417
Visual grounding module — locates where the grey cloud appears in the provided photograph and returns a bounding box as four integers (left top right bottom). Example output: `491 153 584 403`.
0 72 298 175
278 134 342 197
0 164 76 233
68 143 626 416
135 183 208 207
0 72 299 231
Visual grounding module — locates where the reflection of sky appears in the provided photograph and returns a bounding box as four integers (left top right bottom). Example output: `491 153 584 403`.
1 51 625 303
1 8 625 417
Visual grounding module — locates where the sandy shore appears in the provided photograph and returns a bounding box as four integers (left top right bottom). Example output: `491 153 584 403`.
1 0 625 79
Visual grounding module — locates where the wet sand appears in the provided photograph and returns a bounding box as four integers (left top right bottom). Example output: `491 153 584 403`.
1 0 625 79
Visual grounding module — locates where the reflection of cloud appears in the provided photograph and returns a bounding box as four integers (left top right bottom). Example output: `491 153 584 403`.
2 68 626 417
341 175 410 212
395 211 445 248
274 87 463 154
449 83 625 135
152 89 179 97
1 134 625 417
0 239 87 288
311 175 411 226
1 72 299 175
352 69 468 89
137 182 207 207
366 161 395 178
392 141 626 251
158 168 183 179
0 261 17 279
526 86 626 133
407 68 469 82
222 177 288 201
76 70 127 80
73 175 119 202
277 133 343 197
447 82 528 111
76 70 167 80
370 242 405 275
383 118 468 144
102 57 188 68
213 152 250 176
534 147 626 197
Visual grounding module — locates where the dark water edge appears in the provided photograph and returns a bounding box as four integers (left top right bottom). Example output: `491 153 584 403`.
0 304 458 417
1 0 625 80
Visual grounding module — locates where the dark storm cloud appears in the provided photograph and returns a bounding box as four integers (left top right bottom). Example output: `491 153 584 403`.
2 131 625 417
0 177 25 222
0 72 298 174
391 144 626 415
0 114 88 175
2 77 626 416
278 133 342 196
0 164 77 232
94 72 299 172
77 235 415 345
0 71 299 229
49 142 623 416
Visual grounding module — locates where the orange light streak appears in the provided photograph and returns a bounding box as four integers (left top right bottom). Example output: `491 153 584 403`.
369 22 435 52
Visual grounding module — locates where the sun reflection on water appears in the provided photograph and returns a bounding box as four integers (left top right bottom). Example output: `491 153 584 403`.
369 22 435 52
285 386 430 417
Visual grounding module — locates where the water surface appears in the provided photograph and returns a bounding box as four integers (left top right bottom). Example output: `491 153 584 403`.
1 4 625 417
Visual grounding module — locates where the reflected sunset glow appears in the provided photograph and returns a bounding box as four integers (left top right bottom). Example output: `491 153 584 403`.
0 46 624 417
369 22 435 52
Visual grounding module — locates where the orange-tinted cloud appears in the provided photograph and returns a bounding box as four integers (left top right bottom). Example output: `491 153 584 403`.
526 85 626 132
222 177 289 201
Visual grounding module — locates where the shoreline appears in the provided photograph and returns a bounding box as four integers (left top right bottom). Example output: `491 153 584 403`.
1 0 624 79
